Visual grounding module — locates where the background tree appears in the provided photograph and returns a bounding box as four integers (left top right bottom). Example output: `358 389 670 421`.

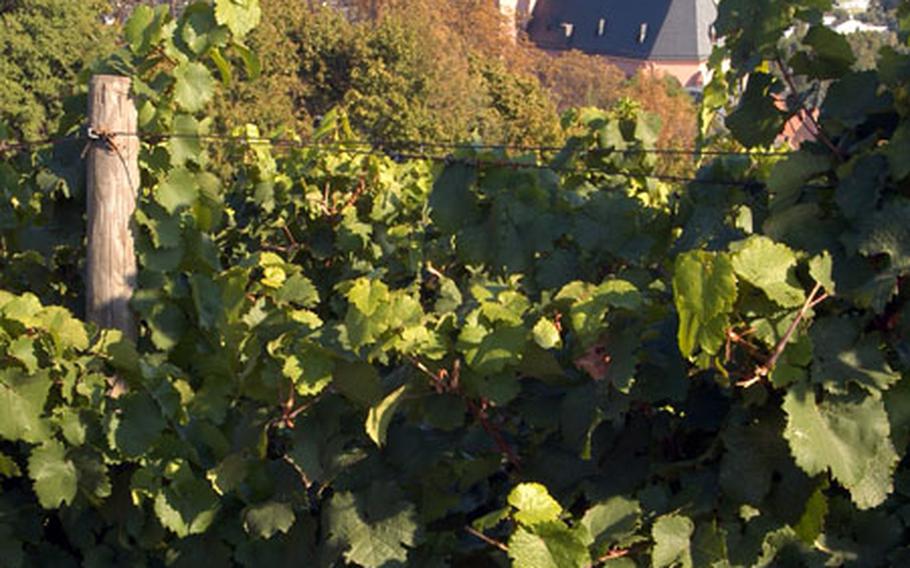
846 29 903 69
0 0 117 138
532 50 628 112
217 0 562 145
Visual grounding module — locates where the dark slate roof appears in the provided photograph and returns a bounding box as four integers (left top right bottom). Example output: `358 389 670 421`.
527 0 717 61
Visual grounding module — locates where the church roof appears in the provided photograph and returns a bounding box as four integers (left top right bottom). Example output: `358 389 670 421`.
526 0 717 61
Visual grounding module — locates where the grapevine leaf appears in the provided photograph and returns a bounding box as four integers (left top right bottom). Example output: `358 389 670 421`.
885 378 910 453
143 299 188 351
194 171 224 231
725 73 786 148
207 453 249 496
836 155 886 221
71 449 112 501
214 0 261 39
532 318 562 350
210 47 233 85
243 501 295 539
581 496 641 548
810 317 901 394
556 279 641 347
0 452 20 478
767 151 833 211
180 3 229 55
809 251 835 294
287 344 334 397
342 278 394 349
154 474 221 537
731 236 805 307
823 71 891 127
429 163 480 234
28 441 77 509
720 411 793 505
691 521 728 568
0 293 43 327
651 514 694 568
124 5 167 55
854 199 910 311
233 42 262 79
56 407 86 446
189 274 222 330
365 385 408 447
458 323 527 375
107 392 167 458
169 114 202 167
0 369 52 443
783 383 899 509
324 484 419 568
35 306 89 353
472 507 509 531
789 25 856 79
885 122 910 180
594 280 643 311
792 484 828 544
156 167 199 213
508 483 562 526
507 522 592 568
8 337 38 374
173 61 216 113
274 274 319 307
333 361 382 407
672 251 737 358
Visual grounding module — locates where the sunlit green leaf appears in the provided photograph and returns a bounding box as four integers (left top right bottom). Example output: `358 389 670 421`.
508 483 562 526
673 251 737 358
365 385 408 447
28 441 77 509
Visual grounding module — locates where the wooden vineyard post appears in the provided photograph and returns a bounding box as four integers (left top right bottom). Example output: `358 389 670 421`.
86 75 139 393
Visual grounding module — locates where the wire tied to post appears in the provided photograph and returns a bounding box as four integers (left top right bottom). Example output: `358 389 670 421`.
83 126 137 196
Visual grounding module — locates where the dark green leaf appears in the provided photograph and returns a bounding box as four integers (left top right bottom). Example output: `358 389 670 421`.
243 501 296 539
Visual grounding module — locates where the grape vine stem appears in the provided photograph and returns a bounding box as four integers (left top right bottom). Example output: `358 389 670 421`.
593 547 631 565
737 282 829 388
464 526 508 552
406 355 521 470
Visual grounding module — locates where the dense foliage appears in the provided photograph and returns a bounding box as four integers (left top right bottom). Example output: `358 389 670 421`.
0 0 909 566
0 0 117 138
217 0 696 156
215 0 563 146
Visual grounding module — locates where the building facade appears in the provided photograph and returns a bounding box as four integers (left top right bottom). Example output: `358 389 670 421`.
514 0 718 90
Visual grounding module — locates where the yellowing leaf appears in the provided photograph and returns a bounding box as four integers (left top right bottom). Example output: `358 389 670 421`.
214 0 261 39
673 251 737 358
532 318 562 350
508 483 562 526
365 385 408 447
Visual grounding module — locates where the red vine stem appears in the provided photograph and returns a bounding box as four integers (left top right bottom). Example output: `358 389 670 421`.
593 548 631 565
464 526 509 552
738 282 829 388
406 356 520 470
466 398 522 471
281 225 299 248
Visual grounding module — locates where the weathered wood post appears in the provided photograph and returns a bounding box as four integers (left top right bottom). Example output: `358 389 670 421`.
86 75 139 364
